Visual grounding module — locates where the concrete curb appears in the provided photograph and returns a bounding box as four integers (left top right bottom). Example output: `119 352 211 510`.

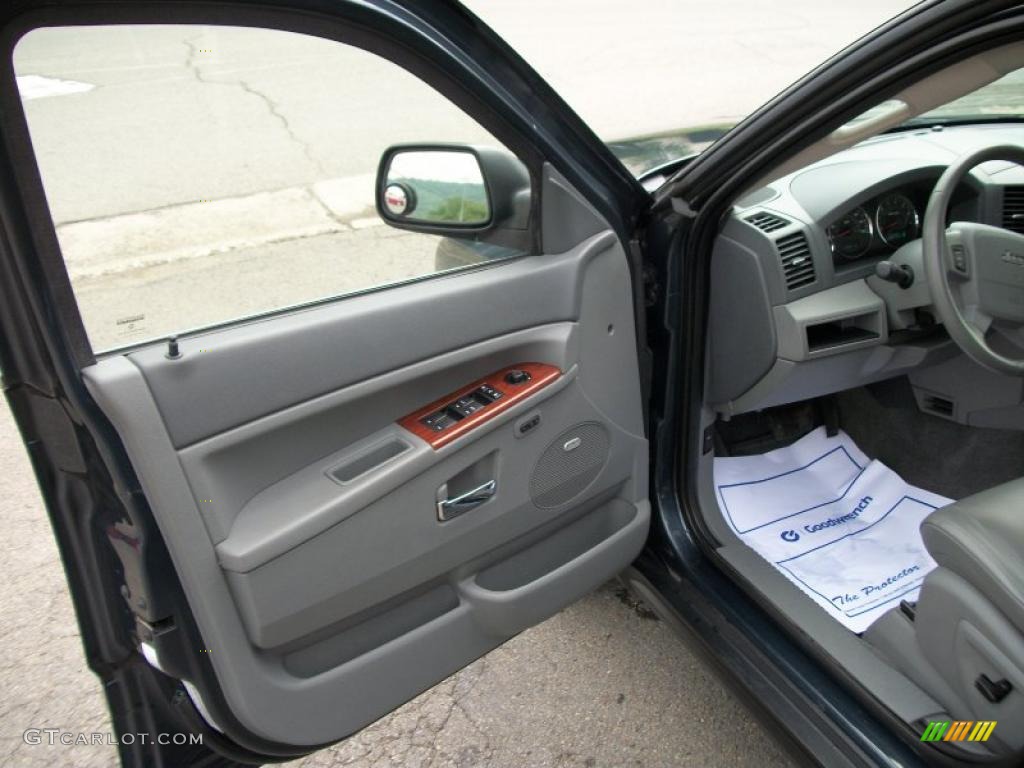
58 173 380 279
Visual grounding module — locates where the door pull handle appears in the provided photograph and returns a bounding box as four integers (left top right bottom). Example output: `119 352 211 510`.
437 479 496 521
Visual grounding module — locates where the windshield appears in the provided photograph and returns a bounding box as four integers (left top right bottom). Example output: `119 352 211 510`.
463 0 918 177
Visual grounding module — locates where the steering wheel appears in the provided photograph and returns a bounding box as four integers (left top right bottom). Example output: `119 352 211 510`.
923 144 1024 376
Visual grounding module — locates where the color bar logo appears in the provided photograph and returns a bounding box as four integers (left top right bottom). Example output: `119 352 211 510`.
921 720 997 743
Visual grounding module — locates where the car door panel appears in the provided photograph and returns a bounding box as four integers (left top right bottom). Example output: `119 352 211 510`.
80 169 649 745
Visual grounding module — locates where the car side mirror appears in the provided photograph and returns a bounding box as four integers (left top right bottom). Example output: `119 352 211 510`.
376 145 530 237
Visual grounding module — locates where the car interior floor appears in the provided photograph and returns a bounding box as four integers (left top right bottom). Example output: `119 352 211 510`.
835 378 1024 501
713 378 1024 502
704 378 1024 752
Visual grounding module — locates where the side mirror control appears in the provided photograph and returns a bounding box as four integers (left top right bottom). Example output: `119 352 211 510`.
504 369 531 385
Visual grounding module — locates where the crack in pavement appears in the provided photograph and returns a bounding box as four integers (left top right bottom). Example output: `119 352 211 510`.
182 37 328 177
236 78 330 177
308 188 356 230
321 663 496 768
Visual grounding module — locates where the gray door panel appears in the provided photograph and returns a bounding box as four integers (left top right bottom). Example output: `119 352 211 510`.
82 174 648 745
221 373 640 650
182 321 579 547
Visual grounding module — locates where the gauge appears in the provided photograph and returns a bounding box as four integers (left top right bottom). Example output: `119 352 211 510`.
827 207 873 261
875 193 919 248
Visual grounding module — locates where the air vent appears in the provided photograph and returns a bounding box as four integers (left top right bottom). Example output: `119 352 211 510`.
745 211 790 233
921 394 954 418
1003 186 1024 234
776 232 816 290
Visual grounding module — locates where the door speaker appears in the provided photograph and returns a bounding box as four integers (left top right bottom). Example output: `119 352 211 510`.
530 422 610 508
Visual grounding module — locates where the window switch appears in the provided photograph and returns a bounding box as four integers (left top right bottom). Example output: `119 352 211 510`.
475 385 503 403
421 410 454 431
448 397 483 419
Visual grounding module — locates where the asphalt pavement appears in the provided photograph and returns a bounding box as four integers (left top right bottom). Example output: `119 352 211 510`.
1 2 913 766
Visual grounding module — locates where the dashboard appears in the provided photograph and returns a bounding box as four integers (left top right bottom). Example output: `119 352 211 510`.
707 123 1024 416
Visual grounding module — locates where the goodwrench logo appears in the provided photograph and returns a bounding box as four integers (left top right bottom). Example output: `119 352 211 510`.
779 496 874 543
803 496 873 534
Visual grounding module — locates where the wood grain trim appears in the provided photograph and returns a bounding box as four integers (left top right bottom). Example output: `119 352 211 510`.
398 362 560 449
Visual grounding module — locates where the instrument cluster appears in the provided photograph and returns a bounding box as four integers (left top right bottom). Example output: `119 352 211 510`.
826 189 922 264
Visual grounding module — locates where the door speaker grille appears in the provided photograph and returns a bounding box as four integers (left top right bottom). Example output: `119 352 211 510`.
530 422 610 509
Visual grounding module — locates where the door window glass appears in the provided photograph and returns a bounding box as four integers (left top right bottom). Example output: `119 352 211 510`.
14 25 530 351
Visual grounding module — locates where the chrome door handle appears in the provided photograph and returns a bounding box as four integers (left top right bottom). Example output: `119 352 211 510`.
437 479 496 521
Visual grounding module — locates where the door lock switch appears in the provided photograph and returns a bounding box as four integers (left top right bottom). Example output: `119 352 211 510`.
514 410 541 438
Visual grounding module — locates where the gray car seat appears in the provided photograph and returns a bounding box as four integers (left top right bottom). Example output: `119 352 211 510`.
866 478 1024 755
